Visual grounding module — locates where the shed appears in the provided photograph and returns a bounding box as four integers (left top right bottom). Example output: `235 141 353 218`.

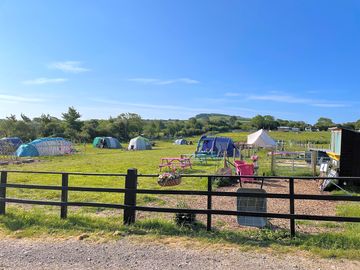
277 126 291 132
328 128 360 185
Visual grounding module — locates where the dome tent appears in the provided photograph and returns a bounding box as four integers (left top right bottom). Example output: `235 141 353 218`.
196 135 239 157
247 129 276 148
93 137 121 149
16 137 73 157
0 137 23 155
174 139 187 145
128 136 152 150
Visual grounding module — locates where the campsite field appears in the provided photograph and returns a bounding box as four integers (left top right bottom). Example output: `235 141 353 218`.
0 131 359 259
1 131 331 204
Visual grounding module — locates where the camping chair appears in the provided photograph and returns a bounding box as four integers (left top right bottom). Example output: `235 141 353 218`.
234 160 256 184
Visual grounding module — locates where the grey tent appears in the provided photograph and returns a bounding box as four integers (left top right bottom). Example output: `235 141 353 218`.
174 139 187 145
128 136 152 150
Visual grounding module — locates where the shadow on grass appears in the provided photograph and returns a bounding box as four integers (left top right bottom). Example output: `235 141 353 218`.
129 219 298 248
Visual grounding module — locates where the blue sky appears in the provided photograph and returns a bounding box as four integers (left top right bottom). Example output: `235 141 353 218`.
0 0 359 124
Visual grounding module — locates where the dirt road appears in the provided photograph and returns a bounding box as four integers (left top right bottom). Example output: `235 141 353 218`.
0 238 358 270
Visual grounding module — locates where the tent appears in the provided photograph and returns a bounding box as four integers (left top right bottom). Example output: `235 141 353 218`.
0 137 23 155
247 129 276 148
93 137 121 149
128 136 152 150
196 135 239 157
174 139 187 145
16 137 73 157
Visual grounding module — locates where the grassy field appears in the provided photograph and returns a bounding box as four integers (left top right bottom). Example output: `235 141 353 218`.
0 131 359 259
1 132 327 204
3 141 215 206
218 130 331 144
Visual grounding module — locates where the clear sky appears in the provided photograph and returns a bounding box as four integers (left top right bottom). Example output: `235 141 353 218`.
0 0 359 124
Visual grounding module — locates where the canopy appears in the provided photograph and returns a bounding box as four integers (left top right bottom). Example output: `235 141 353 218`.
128 136 152 150
247 129 276 148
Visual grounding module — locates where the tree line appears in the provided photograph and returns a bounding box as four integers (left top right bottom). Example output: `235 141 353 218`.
0 107 358 143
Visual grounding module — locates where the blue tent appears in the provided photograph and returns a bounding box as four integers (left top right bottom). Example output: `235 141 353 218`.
16 144 39 156
16 137 73 157
196 135 239 157
0 137 23 155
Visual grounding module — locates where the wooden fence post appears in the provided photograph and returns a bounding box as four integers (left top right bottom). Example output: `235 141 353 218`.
270 151 275 175
289 177 296 237
207 176 212 231
124 168 138 225
0 171 7 215
311 151 318 176
61 173 69 219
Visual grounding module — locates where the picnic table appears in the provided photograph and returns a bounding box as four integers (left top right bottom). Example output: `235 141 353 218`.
159 157 192 171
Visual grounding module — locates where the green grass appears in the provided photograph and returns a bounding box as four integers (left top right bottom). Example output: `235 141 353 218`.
3 141 217 206
290 203 360 258
218 131 331 145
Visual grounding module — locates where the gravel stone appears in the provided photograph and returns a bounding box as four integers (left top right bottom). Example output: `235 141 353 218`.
0 238 358 270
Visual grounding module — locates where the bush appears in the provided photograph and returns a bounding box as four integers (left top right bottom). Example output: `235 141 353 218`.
213 176 237 187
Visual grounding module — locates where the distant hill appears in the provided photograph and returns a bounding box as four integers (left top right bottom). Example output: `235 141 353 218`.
194 113 250 122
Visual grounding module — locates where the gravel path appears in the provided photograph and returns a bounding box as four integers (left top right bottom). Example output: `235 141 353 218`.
0 238 358 270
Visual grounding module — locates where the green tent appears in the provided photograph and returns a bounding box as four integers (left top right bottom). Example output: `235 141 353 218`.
93 137 122 149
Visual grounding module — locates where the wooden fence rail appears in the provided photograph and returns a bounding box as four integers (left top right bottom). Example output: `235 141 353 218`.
0 169 360 237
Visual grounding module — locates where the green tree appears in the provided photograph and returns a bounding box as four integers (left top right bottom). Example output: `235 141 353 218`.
251 115 265 129
0 115 37 141
155 120 165 137
227 116 238 129
80 120 100 142
36 114 64 137
340 122 355 130
263 115 279 130
315 117 335 131
354 120 360 130
62 107 82 140
20 113 31 122
62 107 82 131
144 121 157 138
109 113 143 140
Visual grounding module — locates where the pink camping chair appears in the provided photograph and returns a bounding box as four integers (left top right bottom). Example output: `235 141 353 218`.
234 160 255 183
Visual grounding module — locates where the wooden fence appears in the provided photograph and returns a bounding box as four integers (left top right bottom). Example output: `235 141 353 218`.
1 169 360 237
